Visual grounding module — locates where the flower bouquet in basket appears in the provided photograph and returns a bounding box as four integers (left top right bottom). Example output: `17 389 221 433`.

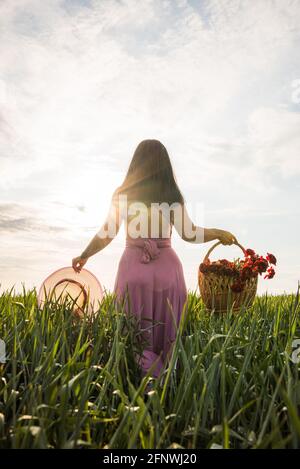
198 241 277 313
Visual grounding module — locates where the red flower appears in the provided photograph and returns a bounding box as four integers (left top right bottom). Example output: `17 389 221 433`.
266 253 277 266
245 248 255 257
199 263 209 273
219 259 230 266
243 258 254 269
199 247 276 284
241 265 253 281
254 257 268 274
264 266 275 279
208 264 215 273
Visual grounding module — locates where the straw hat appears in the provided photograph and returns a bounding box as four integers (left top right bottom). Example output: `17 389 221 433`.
38 267 103 317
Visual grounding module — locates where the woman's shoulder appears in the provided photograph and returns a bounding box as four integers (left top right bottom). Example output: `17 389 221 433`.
111 186 124 204
112 186 121 197
111 187 129 219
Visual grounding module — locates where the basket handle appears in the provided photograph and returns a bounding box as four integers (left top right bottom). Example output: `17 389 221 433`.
203 241 246 262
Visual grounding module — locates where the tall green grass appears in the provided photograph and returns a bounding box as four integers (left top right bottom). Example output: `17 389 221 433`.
0 287 299 449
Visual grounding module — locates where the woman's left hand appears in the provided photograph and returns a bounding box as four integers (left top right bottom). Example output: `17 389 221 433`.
72 256 88 273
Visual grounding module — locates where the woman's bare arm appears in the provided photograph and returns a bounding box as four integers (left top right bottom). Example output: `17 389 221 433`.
72 191 123 272
80 230 115 259
172 204 237 245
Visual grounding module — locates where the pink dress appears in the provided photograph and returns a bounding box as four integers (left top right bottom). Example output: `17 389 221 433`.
114 234 187 378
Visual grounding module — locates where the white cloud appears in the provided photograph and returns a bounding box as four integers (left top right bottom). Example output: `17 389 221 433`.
0 0 299 293
248 107 300 177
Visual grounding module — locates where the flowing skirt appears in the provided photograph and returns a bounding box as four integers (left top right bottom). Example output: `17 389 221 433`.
113 237 187 378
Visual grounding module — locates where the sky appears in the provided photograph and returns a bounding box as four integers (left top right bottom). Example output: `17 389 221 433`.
0 0 299 295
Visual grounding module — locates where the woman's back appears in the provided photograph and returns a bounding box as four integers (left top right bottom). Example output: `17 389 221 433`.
100 192 204 243
122 200 173 239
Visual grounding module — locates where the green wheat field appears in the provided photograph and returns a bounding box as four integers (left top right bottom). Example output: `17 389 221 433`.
0 287 299 449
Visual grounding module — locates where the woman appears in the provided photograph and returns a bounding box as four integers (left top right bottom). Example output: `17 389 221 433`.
72 139 237 379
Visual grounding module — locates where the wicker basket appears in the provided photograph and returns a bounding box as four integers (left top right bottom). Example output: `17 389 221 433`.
198 241 258 313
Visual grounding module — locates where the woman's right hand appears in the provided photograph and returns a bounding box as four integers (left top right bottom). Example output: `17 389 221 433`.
214 229 237 245
72 256 88 273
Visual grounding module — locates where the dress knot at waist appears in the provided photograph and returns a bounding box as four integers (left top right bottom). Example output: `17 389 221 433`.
126 237 171 264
